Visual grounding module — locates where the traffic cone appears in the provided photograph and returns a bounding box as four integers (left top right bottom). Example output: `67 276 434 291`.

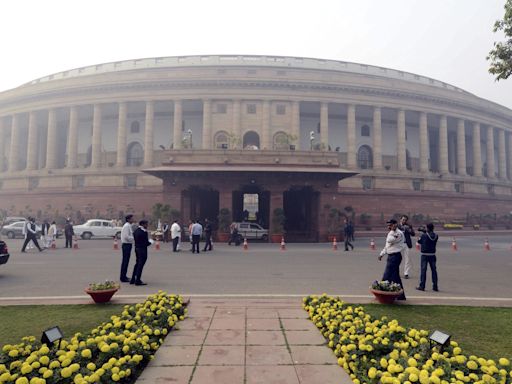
113 237 119 250
369 238 376 250
73 237 79 249
332 237 338 250
484 238 490 251
51 239 56 249
280 237 286 251
451 237 457 251
155 239 161 251
243 238 248 250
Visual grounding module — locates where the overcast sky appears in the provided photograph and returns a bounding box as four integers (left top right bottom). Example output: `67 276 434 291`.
1 0 511 109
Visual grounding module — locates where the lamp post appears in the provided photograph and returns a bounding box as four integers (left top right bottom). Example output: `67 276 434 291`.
309 131 315 150
187 129 193 149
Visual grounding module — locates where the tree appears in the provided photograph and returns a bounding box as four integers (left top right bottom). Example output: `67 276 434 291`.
487 0 512 80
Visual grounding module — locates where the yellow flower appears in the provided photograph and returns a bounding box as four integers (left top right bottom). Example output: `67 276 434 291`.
81 349 92 359
467 360 478 370
15 377 29 384
8 350 19 358
499 358 510 366
43 369 53 378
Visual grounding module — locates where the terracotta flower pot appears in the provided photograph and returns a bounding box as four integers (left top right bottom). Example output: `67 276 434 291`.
369 288 403 304
85 288 119 303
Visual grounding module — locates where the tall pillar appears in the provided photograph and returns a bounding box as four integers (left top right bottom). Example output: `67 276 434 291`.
456 118 467 176
26 111 38 171
143 101 154 166
372 106 382 170
202 99 211 149
508 132 512 180
8 115 19 172
419 112 429 173
0 118 5 172
486 126 495 178
397 109 406 171
173 100 182 149
291 101 300 148
498 128 506 179
45 109 57 169
347 104 356 168
261 100 270 149
269 188 284 236
232 99 241 148
116 102 127 167
472 122 482 177
320 102 328 150
91 104 102 168
439 115 449 174
67 106 78 169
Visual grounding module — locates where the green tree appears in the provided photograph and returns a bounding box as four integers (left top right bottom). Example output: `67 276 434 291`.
487 0 512 80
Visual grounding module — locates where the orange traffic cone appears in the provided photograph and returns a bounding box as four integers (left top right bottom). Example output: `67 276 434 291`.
332 237 338 250
280 237 286 251
243 238 248 250
484 238 490 251
369 238 376 250
113 237 119 250
155 239 161 251
451 237 457 251
51 239 56 249
73 237 79 249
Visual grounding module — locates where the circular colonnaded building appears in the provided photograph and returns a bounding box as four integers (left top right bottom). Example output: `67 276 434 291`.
0 55 512 241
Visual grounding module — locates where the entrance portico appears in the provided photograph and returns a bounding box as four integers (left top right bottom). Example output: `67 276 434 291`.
144 150 356 242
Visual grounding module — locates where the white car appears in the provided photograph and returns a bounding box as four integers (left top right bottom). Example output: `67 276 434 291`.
235 222 268 241
73 219 122 240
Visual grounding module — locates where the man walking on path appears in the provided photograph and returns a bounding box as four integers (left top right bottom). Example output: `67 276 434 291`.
170 220 181 252
21 217 44 253
203 218 212 251
398 215 415 279
131 219 152 286
378 218 406 300
416 223 439 292
120 215 134 282
191 219 203 253
343 218 354 251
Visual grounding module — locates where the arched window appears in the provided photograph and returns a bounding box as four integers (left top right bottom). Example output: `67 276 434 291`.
126 142 143 166
361 124 370 137
357 145 373 169
243 131 260 150
273 131 289 150
406 149 412 170
130 121 140 133
214 131 229 149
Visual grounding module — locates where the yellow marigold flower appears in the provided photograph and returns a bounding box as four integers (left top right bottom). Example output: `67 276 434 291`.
21 365 33 375
61 359 71 368
467 360 478 370
100 345 110 353
48 361 60 369
61 367 73 378
81 349 92 359
15 377 29 384
39 356 49 366
499 358 510 366
8 349 19 358
43 369 53 379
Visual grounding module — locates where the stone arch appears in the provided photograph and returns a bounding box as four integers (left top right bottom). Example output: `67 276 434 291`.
357 145 373 169
273 131 289 150
127 141 143 166
214 131 229 149
243 131 260 150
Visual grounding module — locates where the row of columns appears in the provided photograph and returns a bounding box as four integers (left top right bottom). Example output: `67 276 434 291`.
1 101 511 180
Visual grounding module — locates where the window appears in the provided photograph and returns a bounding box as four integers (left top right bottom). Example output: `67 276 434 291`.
487 184 495 195
130 121 140 133
214 131 229 149
125 175 137 188
361 124 370 137
247 104 256 114
273 132 289 150
126 142 143 167
362 177 373 190
243 131 260 150
454 183 464 193
357 145 373 169
276 104 286 115
406 150 412 171
216 103 227 114
412 179 423 191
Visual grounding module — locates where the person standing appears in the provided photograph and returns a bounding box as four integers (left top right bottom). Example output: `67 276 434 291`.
48 221 57 248
162 222 170 243
398 215 415 279
343 218 354 251
203 218 212 251
41 219 50 248
191 219 203 253
21 217 44 252
131 219 152 286
416 223 439 292
64 219 74 248
120 214 134 283
170 220 181 252
378 219 406 300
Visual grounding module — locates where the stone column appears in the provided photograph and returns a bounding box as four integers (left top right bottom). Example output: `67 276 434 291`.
419 112 429 173
291 101 300 148
269 188 284 236
116 102 127 167
498 128 506 179
232 99 241 148
397 109 406 171
320 102 328 150
261 100 270 149
0 118 5 172
8 115 19 172
486 126 495 178
456 118 467 176
372 106 382 170
45 109 57 169
26 111 38 171
67 106 78 169
472 122 482 177
347 104 356 168
439 115 449 174
143 101 154 166
508 132 512 180
173 100 182 149
91 104 102 168
202 99 211 149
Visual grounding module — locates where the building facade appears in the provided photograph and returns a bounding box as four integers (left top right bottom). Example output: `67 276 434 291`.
0 55 511 239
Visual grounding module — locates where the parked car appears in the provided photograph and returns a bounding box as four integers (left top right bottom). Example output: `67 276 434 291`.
2 217 27 226
235 222 268 241
0 240 9 266
73 219 122 240
1 221 40 239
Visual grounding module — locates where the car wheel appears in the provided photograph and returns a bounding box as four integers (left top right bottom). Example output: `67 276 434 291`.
261 234 268 241
6 231 15 239
82 232 92 240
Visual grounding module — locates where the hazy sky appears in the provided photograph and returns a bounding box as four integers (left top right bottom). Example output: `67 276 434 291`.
1 0 511 109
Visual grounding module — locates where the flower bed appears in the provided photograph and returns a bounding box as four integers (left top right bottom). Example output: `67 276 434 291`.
0 291 186 384
303 294 511 384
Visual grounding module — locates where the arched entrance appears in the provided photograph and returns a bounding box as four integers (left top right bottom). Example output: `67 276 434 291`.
232 184 270 229
243 131 260 149
183 186 219 224
283 186 319 242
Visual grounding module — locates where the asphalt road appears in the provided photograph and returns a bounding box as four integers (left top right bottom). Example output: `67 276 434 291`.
1 234 511 304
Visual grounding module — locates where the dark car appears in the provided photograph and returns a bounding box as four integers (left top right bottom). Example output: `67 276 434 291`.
0 240 9 266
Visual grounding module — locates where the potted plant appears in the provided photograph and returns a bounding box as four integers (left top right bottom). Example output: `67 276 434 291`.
271 208 286 243
85 280 120 303
217 208 232 242
369 280 403 304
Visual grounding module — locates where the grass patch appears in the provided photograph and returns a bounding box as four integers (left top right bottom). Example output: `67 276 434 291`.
0 304 124 348
362 304 512 361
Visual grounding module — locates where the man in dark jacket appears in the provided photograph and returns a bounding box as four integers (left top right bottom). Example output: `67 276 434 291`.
203 218 212 251
416 223 439 292
21 217 44 252
130 220 152 286
64 219 74 248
